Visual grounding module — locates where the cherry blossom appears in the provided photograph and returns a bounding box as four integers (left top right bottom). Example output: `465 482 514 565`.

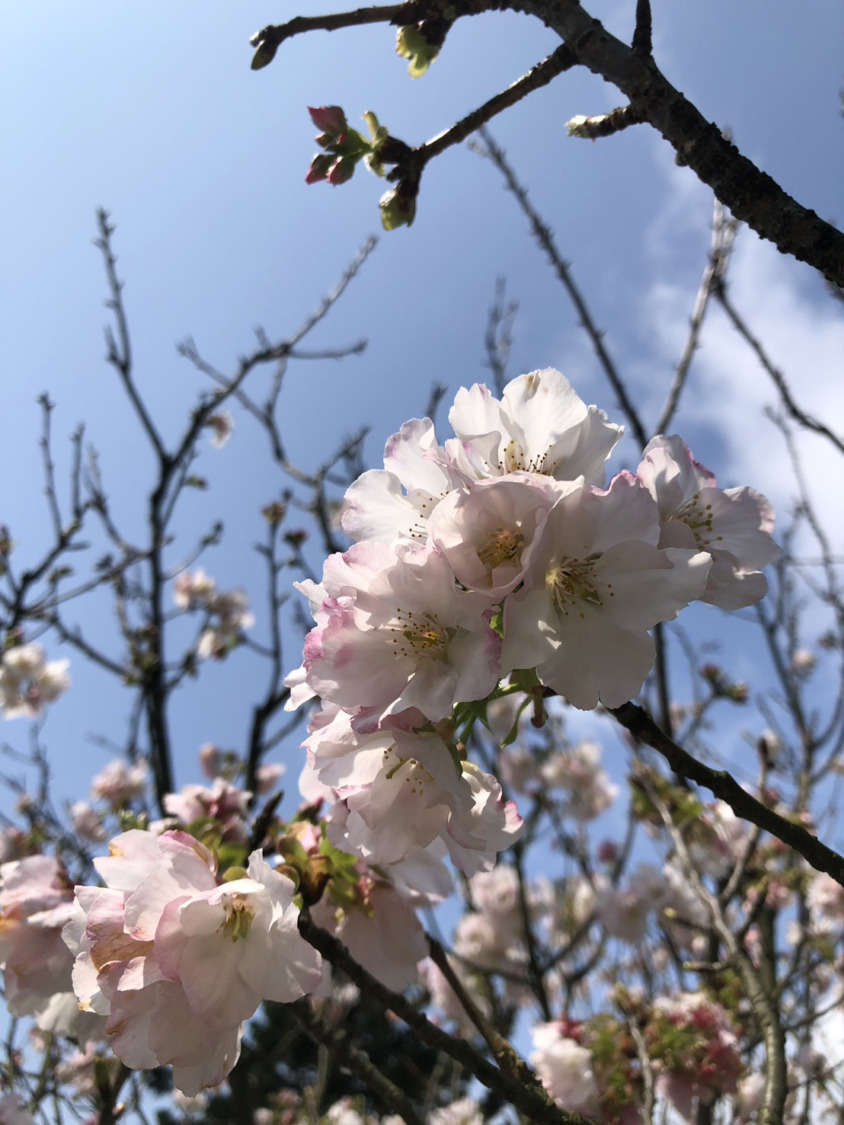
427 472 560 597
530 1022 602 1116
0 642 70 720
311 876 428 991
297 540 501 725
447 368 621 485
90 758 149 808
0 855 94 1038
637 434 778 610
341 417 464 544
64 830 322 1094
163 778 252 842
0 1093 37 1125
501 472 711 709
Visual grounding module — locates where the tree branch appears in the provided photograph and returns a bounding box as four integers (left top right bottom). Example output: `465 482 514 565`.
506 0 844 285
297 910 593 1125
610 701 844 887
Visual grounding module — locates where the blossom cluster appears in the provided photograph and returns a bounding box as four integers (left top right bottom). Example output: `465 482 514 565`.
173 567 254 659
0 641 70 720
287 369 776 889
530 992 744 1124
0 369 784 1113
64 829 323 1095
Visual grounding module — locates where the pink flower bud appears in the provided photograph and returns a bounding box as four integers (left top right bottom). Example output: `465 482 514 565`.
308 105 347 137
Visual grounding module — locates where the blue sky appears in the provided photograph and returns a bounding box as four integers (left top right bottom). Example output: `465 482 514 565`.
1 2 843 817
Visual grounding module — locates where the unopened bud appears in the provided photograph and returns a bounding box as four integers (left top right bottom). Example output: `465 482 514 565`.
379 183 417 230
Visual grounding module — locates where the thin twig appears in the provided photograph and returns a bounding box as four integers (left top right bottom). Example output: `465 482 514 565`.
410 45 576 172
655 198 738 435
714 281 844 458
475 127 649 449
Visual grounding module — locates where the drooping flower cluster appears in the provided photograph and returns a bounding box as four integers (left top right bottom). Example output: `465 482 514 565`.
648 992 744 1120
63 830 323 1095
287 369 776 885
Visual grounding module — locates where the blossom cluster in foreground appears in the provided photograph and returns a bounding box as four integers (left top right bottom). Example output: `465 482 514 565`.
287 368 776 883
0 369 781 1105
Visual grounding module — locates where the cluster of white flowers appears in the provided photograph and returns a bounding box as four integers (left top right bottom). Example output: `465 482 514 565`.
530 1022 602 1117
0 856 91 1041
19 369 777 1102
0 642 70 720
173 568 254 659
287 369 775 886
63 830 322 1095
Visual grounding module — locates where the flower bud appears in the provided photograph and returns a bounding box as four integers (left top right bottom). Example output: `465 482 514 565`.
379 183 417 230
308 105 348 137
396 25 441 77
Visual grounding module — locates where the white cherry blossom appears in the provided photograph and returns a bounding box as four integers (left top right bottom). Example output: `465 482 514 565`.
447 369 621 485
637 434 778 609
501 472 711 709
64 830 322 1095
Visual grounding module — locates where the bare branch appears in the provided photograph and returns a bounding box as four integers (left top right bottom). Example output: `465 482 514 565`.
611 701 844 886
475 127 649 449
655 198 738 435
511 0 844 283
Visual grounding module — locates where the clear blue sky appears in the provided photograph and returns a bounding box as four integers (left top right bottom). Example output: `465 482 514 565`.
1 1 842 812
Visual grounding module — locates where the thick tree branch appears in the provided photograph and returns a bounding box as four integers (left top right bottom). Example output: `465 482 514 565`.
610 702 844 887
506 0 844 285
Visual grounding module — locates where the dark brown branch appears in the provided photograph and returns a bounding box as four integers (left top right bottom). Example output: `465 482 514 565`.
251 7 404 67
506 0 844 285
427 933 540 1080
297 911 593 1125
410 44 576 172
631 0 652 57
611 701 844 887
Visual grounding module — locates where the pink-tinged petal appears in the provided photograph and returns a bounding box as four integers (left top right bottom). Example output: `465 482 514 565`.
308 105 348 135
428 474 558 596
383 417 459 497
637 436 778 609
341 469 429 543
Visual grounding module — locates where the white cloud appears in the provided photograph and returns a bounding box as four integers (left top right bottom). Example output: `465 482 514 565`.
640 179 844 545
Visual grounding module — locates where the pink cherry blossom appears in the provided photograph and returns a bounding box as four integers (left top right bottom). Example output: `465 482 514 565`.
530 1022 601 1116
298 540 501 725
447 368 621 485
0 1093 37 1125
311 877 427 991
0 642 70 719
90 758 149 807
341 417 464 544
501 472 711 709
163 778 252 842
64 830 322 1095
637 434 778 610
0 855 94 1038
428 472 561 597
